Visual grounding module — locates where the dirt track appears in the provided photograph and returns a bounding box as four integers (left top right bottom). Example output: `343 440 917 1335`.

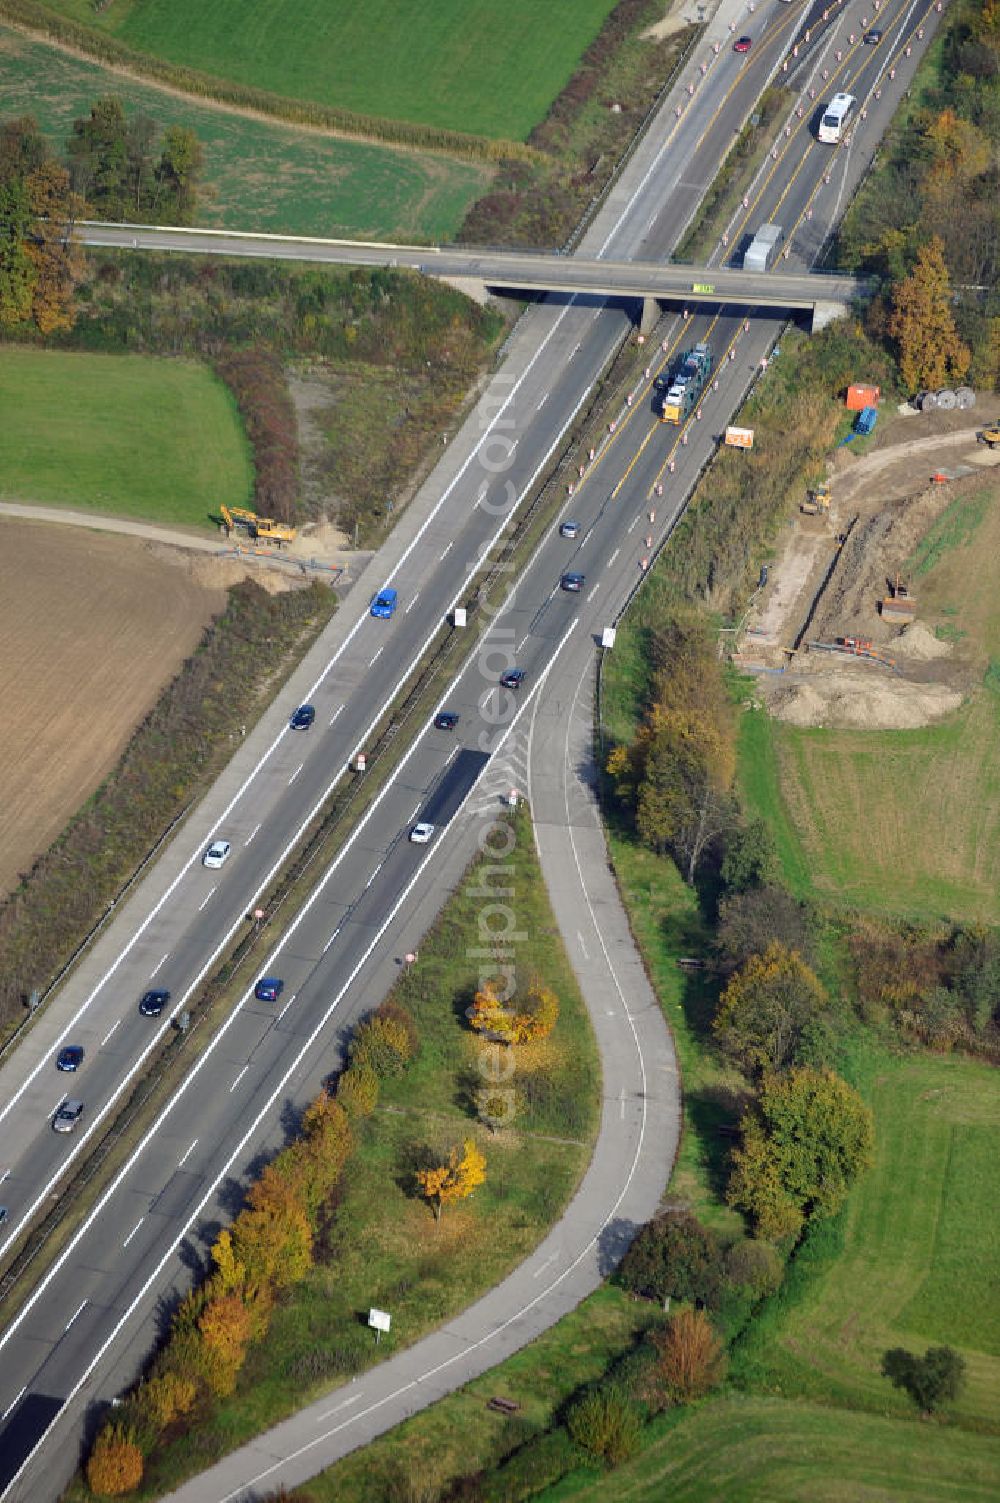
0 519 227 896
740 416 1000 730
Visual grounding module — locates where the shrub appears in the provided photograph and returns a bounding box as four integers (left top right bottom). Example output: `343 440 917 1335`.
85 1423 144 1496
713 941 832 1080
882 1344 966 1413
615 1210 724 1308
566 1384 642 1468
720 816 778 893
476 1427 580 1503
134 1370 196 1430
724 1238 784 1300
336 1063 380 1117
650 1307 727 1404
350 1014 412 1077
375 998 420 1058
716 884 817 968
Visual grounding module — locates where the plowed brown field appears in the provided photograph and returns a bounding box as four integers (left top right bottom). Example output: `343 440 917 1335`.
0 519 226 896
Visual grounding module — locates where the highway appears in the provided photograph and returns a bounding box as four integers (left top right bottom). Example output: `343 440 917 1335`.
0 0 944 1495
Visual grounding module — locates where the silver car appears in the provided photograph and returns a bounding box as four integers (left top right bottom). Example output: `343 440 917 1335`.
202 840 231 870
53 1099 84 1134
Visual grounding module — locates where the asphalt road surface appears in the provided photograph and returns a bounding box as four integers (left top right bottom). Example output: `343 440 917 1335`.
0 1 944 1495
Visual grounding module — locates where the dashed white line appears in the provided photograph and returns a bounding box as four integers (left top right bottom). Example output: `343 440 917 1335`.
586 584 601 602
198 890 215 912
440 541 453 560
322 925 342 956
230 1066 249 1093
122 1218 144 1249
288 764 303 786
608 548 620 567
579 531 590 548
329 704 345 724
509 439 519 454
65 1301 87 1332
2 1386 26 1422
365 863 384 890
537 392 548 408
245 823 261 845
277 995 296 1022
319 1392 363 1421
409 803 422 821
619 1088 627 1122
100 1020 121 1048
533 1253 557 1279
369 647 384 667
178 1139 198 1168
149 953 169 979
628 516 640 533
0 1169 10 1185
577 930 590 961
405 593 420 614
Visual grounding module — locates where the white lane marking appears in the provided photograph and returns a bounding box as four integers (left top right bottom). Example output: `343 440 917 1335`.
608 548 620 567
577 931 590 961
509 439 519 454
579 531 590 548
319 1391 363 1421
276 995 295 1022
0 1169 10 1184
246 823 261 845
230 1066 249 1093
405 593 420 614
365 863 384 890
0 620 579 1495
369 647 384 667
628 516 640 533
122 1218 144 1249
533 1253 558 1279
537 391 548 408
1 1386 26 1421
288 764 303 786
100 1019 121 1048
620 1088 626 1122
178 1139 198 1168
65 1301 87 1332
329 703 345 724
440 541 453 560
149 953 169 979
322 925 342 955
586 584 601 601
198 889 215 912
409 803 421 821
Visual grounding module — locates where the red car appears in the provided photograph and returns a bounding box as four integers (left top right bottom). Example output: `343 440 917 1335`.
734 35 753 53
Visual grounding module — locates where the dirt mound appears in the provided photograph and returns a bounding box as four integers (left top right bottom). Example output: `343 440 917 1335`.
763 666 962 730
892 621 952 661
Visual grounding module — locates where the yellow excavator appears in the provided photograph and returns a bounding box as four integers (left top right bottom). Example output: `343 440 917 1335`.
220 505 296 547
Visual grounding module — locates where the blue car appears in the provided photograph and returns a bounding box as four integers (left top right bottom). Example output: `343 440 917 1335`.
56 1045 85 1072
370 588 398 619
290 704 316 730
254 977 285 1003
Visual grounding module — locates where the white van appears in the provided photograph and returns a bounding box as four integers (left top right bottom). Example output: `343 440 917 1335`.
818 93 857 144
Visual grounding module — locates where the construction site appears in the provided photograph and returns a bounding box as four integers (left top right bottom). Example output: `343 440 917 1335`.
736 410 1000 730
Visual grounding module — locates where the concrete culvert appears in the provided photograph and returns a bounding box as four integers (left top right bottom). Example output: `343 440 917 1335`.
936 388 957 410
955 386 976 409
916 390 937 411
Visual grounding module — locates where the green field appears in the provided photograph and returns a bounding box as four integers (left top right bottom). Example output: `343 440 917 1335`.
739 481 1000 925
552 1396 1000 1502
0 346 252 526
735 1048 1000 1429
42 0 618 140
0 26 490 238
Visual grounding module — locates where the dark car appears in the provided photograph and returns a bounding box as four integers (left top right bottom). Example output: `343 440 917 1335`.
500 668 526 690
561 572 585 593
254 977 285 1003
434 711 460 731
53 1099 84 1134
56 1045 85 1072
863 28 883 43
139 989 171 1017
733 35 752 53
290 704 316 730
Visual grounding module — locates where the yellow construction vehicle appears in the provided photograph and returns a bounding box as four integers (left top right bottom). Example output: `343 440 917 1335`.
979 423 1000 450
800 483 831 516
220 504 296 547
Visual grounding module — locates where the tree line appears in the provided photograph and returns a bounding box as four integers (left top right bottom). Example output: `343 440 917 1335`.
0 100 202 336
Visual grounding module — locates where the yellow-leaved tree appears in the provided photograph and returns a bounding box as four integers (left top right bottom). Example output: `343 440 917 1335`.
416 1139 487 1220
888 236 970 392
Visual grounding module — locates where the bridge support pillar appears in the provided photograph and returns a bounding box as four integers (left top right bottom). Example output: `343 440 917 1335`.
438 275 490 305
639 295 661 336
811 300 850 332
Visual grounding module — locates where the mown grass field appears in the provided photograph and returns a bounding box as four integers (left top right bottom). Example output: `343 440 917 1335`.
0 346 252 526
43 0 618 140
552 1395 1000 1502
738 480 1000 925
734 1048 1000 1430
129 812 602 1498
0 26 490 238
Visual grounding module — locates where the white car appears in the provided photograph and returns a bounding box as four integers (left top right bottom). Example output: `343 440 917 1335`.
409 822 436 845
202 840 232 869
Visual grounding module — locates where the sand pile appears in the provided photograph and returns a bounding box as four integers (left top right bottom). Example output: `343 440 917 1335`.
763 667 962 730
891 621 952 661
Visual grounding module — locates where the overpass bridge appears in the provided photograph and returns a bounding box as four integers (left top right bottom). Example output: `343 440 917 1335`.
78 222 865 332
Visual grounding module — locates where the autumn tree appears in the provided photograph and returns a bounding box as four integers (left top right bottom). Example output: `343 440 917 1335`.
727 1067 875 1241
888 236 971 391
336 1062 380 1117
25 159 86 334
468 978 514 1041
416 1138 487 1220
136 1370 196 1429
713 941 832 1079
881 1344 966 1413
197 1291 255 1396
86 1423 144 1496
650 1307 727 1403
230 1164 313 1294
716 884 817 968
